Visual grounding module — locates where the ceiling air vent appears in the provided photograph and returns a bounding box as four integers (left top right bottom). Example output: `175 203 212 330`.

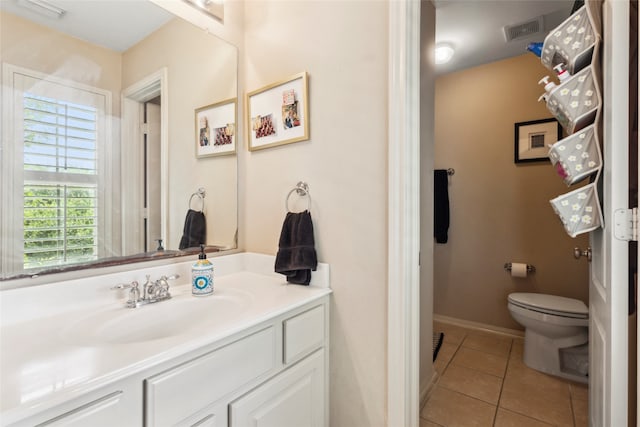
503 16 544 42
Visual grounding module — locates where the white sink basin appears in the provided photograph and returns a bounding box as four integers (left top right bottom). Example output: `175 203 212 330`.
59 287 253 345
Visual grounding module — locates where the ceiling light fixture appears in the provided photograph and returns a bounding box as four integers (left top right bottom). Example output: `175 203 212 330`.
16 0 66 19
182 0 224 20
435 43 455 65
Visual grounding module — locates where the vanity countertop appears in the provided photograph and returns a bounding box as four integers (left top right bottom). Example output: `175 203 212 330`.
0 253 331 425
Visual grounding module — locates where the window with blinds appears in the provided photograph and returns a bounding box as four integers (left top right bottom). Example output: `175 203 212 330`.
22 93 99 269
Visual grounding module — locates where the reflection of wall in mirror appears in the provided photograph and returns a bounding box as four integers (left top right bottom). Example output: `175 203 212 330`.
122 17 238 251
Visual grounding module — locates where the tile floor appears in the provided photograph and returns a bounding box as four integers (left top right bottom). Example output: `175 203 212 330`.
420 321 588 427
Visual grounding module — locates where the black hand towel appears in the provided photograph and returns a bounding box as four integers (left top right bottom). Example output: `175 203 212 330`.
275 211 317 285
179 209 206 250
434 169 450 244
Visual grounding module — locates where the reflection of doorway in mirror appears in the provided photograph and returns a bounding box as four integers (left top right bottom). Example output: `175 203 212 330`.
145 99 162 252
121 68 168 257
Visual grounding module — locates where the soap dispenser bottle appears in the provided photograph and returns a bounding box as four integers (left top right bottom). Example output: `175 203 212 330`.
537 76 558 103
192 245 213 296
553 63 570 83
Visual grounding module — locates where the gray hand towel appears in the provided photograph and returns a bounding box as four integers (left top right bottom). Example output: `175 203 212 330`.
179 209 206 250
275 211 317 285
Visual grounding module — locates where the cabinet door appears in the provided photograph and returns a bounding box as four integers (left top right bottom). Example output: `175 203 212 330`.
229 349 325 427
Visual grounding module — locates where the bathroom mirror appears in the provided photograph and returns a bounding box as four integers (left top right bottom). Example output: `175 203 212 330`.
0 0 238 281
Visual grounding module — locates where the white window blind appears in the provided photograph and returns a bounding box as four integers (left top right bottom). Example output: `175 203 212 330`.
23 93 100 269
1 65 110 276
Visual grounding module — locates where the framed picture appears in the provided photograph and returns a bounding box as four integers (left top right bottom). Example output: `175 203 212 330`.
246 72 309 151
195 98 237 158
514 118 562 163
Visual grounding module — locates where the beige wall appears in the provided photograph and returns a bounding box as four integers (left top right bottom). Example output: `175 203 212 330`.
434 54 590 330
122 18 238 250
0 11 122 103
242 1 388 425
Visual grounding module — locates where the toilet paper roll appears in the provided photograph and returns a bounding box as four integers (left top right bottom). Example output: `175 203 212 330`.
511 263 528 278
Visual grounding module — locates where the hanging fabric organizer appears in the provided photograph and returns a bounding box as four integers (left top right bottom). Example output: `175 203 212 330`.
537 3 604 238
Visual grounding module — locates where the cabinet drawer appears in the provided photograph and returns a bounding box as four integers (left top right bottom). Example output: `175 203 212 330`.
283 305 325 364
145 326 276 427
33 391 126 427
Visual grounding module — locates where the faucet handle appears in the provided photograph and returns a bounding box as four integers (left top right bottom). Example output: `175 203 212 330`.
128 281 140 303
111 282 134 290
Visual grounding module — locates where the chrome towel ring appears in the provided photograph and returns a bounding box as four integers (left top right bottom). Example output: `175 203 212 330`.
189 188 206 212
285 182 311 212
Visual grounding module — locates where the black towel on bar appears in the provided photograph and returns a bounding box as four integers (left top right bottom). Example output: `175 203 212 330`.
434 169 450 244
179 209 206 250
275 211 318 285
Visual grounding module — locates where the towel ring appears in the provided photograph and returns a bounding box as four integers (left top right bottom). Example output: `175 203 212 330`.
189 188 206 212
285 182 311 212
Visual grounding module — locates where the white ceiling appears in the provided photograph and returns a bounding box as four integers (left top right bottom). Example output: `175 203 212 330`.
0 0 174 52
434 0 576 75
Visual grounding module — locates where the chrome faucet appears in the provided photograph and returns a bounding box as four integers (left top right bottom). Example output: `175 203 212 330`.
112 274 180 308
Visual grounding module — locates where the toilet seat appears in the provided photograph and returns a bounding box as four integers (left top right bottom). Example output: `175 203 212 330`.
508 293 588 319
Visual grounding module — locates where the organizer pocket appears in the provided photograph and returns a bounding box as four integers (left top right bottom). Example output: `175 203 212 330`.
541 5 600 75
550 183 603 238
548 124 601 186
545 66 600 134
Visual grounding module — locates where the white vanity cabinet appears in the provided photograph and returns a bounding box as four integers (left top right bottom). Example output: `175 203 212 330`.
144 298 329 427
1 256 331 427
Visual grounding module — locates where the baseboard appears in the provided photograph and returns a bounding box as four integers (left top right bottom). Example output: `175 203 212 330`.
434 314 524 338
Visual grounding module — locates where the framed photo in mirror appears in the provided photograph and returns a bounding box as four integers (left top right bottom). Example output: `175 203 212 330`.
514 118 562 163
246 72 309 151
195 98 237 158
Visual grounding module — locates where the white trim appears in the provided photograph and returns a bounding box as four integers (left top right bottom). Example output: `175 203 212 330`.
387 1 421 426
1 63 112 276
121 68 169 255
601 1 630 425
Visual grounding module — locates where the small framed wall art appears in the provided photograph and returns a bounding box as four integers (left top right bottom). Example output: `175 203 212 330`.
246 71 309 151
195 98 237 158
514 118 562 163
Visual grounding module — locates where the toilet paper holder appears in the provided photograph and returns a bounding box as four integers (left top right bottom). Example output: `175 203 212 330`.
504 263 536 273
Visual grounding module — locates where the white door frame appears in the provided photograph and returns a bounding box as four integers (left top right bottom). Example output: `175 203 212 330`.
121 68 169 255
387 1 421 426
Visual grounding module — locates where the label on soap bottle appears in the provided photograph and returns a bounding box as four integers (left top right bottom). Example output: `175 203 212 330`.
192 260 213 296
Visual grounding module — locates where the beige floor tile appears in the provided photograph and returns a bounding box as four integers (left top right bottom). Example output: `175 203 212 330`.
434 321 469 346
438 363 503 405
503 359 571 400
494 408 553 427
461 331 512 357
510 338 524 357
419 417 443 427
572 396 589 427
434 342 458 375
421 386 496 427
570 382 589 401
499 385 574 426
451 346 508 378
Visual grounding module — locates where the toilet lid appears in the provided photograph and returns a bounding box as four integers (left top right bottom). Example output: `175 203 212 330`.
508 293 588 318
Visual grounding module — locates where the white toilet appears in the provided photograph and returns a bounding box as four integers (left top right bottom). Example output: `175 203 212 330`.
507 292 589 384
